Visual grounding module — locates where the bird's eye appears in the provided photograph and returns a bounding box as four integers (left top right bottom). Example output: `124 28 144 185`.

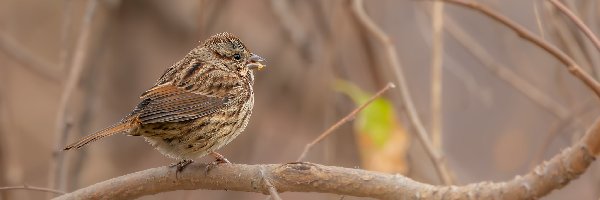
233 53 242 60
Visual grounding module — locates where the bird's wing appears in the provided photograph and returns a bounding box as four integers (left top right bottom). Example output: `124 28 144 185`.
130 84 229 124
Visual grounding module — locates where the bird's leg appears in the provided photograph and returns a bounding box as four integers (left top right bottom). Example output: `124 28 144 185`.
205 152 231 174
170 159 194 173
210 152 231 164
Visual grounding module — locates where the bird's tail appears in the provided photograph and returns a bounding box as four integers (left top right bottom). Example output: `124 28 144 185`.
63 123 132 150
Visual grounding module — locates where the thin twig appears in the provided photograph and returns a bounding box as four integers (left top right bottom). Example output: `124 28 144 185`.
549 0 600 79
0 72 6 200
270 0 308 55
351 0 454 185
296 82 395 162
0 33 60 82
48 0 99 194
0 185 66 195
431 0 445 150
578 0 600 80
547 9 595 75
260 166 282 200
440 11 570 119
530 97 596 168
69 55 99 191
549 0 600 56
442 0 600 98
59 0 74 73
533 0 546 40
545 3 596 79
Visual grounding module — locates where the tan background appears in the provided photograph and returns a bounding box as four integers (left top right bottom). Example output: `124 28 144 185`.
0 0 599 199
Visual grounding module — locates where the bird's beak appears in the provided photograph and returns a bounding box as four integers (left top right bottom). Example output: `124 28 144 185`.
246 53 266 70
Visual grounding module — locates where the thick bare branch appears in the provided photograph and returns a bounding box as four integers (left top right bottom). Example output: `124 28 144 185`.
53 115 600 199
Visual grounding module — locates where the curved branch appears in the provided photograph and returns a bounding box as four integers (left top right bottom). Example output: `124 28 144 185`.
442 0 600 98
549 0 600 56
54 115 600 199
53 162 434 200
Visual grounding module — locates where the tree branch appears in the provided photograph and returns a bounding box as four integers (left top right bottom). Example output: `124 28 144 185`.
48 0 99 194
0 33 60 82
351 0 454 185
53 115 600 199
296 82 395 162
442 0 600 98
549 0 600 56
437 8 570 119
53 162 432 200
430 0 445 151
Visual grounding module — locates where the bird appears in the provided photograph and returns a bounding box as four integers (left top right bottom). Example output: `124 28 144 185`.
64 32 265 171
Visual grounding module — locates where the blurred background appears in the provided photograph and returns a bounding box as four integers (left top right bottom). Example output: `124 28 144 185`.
1 0 599 199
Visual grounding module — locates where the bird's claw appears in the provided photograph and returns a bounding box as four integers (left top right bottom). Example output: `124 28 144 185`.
170 159 193 174
204 152 231 174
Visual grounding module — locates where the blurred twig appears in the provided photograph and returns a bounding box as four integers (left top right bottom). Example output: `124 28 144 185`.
270 0 308 56
351 0 454 185
296 82 395 162
547 10 595 75
531 97 596 168
0 33 60 82
0 185 65 195
533 0 546 40
68 53 100 191
430 1 444 151
198 0 230 39
68 0 121 190
549 0 600 78
549 0 600 57
59 0 74 73
0 71 7 200
441 12 570 119
48 0 99 195
442 0 600 98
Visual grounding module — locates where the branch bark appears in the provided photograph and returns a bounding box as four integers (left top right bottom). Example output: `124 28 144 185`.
54 114 600 199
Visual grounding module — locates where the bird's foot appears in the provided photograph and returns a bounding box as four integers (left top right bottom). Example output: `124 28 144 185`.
205 152 231 174
170 159 194 173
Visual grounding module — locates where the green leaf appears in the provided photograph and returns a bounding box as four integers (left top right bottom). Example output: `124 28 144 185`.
334 80 394 148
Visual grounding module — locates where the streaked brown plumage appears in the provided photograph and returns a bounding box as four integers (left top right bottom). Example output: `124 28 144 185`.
64 32 265 169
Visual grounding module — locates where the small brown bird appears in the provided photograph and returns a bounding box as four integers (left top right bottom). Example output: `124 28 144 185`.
64 32 265 170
